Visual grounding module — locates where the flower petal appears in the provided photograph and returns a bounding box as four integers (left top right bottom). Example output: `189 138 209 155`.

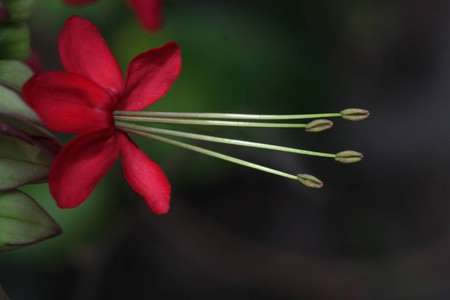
118 41 181 111
127 0 162 32
58 15 124 95
49 129 119 209
118 132 170 214
23 71 114 133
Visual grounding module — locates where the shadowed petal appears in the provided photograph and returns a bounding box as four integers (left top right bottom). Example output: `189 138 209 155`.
128 0 162 32
118 132 170 214
23 71 114 133
49 128 119 208
58 16 124 95
118 41 181 111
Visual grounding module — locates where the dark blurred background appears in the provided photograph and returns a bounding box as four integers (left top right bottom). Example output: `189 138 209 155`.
2 0 450 299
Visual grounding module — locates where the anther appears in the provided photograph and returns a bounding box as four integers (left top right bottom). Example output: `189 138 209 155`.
297 174 323 188
335 150 363 163
305 119 333 133
340 108 370 121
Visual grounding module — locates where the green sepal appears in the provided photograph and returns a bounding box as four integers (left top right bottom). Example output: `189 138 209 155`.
0 134 56 190
0 22 30 60
0 119 34 143
0 189 61 250
0 60 33 87
0 114 61 153
1 0 34 22
0 84 41 124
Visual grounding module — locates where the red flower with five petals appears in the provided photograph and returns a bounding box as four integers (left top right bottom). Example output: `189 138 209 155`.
63 0 162 32
23 16 181 214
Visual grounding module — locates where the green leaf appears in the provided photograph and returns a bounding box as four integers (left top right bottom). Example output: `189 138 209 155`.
0 134 56 190
0 84 41 124
0 285 10 300
1 0 34 22
0 22 30 60
0 189 61 250
0 60 33 87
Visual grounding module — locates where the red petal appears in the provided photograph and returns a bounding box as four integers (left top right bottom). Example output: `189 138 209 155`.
58 16 124 95
49 128 119 208
128 0 163 32
63 0 98 5
23 71 114 133
117 42 181 111
118 132 170 214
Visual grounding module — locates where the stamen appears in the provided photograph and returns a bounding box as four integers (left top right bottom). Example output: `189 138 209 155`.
112 108 369 188
115 121 337 158
119 126 320 187
114 115 309 128
114 110 343 120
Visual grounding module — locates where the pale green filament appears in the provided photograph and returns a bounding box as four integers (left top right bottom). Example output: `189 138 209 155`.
119 127 299 181
115 121 336 158
114 116 309 128
114 110 342 120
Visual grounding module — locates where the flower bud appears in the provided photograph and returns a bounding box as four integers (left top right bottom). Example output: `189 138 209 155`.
335 150 363 163
305 119 333 133
297 173 323 188
340 108 370 121
1 0 35 22
0 22 30 60
0 190 61 251
0 3 10 21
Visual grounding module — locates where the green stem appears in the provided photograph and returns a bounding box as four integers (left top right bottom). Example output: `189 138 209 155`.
114 116 307 128
115 121 336 158
120 127 299 181
114 110 342 120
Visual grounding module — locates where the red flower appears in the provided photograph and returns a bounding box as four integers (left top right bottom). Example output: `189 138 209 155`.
62 0 162 32
23 16 181 214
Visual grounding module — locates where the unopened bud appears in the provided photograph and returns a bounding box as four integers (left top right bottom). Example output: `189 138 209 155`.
340 108 370 121
297 174 323 188
305 119 333 133
0 3 10 21
335 150 363 163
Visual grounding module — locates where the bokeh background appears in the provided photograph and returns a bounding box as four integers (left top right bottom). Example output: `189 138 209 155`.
1 0 450 299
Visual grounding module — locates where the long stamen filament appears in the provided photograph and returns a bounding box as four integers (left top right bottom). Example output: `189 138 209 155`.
115 121 336 158
113 107 368 187
120 127 299 181
114 116 308 128
114 110 343 120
